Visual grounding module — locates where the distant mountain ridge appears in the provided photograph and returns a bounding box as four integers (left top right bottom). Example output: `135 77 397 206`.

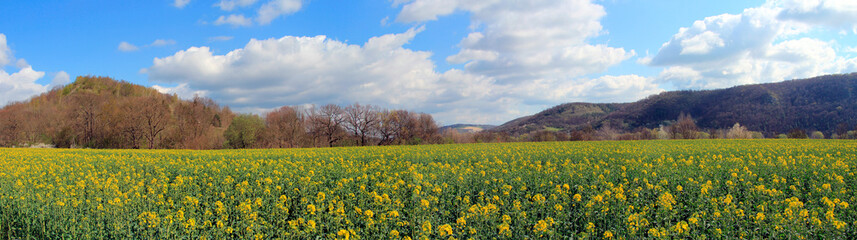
495 73 857 136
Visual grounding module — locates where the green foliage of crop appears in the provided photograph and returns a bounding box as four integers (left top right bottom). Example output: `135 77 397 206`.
0 140 855 239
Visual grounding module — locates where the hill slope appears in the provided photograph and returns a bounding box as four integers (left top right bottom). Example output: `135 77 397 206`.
0 76 232 149
496 73 857 136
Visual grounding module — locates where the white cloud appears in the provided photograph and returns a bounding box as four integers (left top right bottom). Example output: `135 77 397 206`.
0 34 9 66
679 31 725 55
209 36 234 42
396 0 633 85
149 39 176 47
215 14 253 27
0 34 55 107
216 0 259 11
145 24 661 124
173 0 191 9
152 83 208 99
775 0 857 30
648 0 857 89
50 71 70 87
257 0 302 25
144 0 672 124
0 66 47 106
118 41 139 52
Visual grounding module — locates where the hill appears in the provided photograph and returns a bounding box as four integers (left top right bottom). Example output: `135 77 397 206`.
0 76 233 149
495 73 857 136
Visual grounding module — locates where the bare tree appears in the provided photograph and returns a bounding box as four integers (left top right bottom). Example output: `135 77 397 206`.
118 98 145 148
140 96 170 149
70 92 105 146
376 109 397 145
415 113 440 144
669 113 698 139
308 104 346 147
265 106 306 148
344 103 380 146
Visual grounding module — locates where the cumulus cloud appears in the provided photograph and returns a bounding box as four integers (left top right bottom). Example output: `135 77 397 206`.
118 41 139 52
152 83 208 99
216 0 259 11
396 0 633 85
145 24 659 124
173 0 191 9
215 14 253 27
257 0 302 25
648 0 857 89
0 34 56 107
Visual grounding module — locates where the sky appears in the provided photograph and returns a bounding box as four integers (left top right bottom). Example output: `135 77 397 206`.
2 0 857 125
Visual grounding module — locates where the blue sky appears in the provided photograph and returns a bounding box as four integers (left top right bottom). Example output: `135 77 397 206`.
2 0 856 125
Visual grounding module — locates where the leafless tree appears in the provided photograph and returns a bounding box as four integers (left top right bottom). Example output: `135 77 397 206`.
344 103 381 146
308 104 346 147
265 106 306 148
140 96 170 149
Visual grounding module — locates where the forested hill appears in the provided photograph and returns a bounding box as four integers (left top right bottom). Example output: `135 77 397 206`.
496 73 857 136
0 76 233 149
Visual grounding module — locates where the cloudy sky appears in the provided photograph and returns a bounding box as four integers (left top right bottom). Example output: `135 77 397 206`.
2 0 857 125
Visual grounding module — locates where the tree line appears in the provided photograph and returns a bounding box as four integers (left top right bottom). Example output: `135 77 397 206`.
223 104 441 149
0 76 440 149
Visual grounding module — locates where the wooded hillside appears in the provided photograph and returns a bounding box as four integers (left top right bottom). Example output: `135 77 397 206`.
495 73 857 137
0 76 441 149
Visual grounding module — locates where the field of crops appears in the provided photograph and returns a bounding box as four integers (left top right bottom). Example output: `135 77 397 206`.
1 140 855 239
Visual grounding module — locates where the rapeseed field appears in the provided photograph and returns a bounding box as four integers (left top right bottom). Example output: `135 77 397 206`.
0 140 855 239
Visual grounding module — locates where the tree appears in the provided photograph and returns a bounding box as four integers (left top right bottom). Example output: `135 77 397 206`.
264 106 306 148
726 123 752 139
225 114 265 149
414 113 440 144
118 98 145 148
344 103 381 146
0 105 24 147
670 113 698 139
376 110 397 145
69 92 106 147
810 131 824 139
308 104 346 147
140 96 171 149
787 128 808 139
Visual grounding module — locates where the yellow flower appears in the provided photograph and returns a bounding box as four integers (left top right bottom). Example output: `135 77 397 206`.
422 221 432 234
365 209 374 218
438 224 453 237
603 230 614 239
498 223 511 236
457 217 467 226
307 220 317 231
573 194 582 202
755 212 765 222
389 229 399 238
533 220 549 233
658 192 676 210
337 229 350 239
554 204 563 211
307 204 316 215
